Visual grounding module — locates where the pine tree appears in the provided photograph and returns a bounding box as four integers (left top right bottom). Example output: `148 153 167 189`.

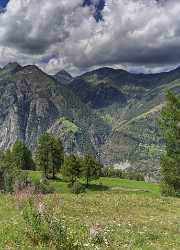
0 149 22 192
50 137 64 179
62 154 81 185
159 91 180 196
35 133 64 178
81 154 102 187
11 140 35 170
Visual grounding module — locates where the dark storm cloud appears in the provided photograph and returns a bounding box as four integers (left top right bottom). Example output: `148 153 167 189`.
0 0 180 74
0 0 81 55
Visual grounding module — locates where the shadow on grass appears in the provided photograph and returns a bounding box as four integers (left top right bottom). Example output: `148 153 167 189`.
85 184 109 191
48 177 66 182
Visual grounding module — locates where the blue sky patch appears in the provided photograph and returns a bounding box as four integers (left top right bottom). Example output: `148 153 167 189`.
83 0 105 21
0 0 9 8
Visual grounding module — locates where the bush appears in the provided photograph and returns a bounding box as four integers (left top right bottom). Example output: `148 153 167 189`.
101 167 144 181
71 181 85 194
34 179 55 194
160 181 177 197
0 169 14 193
101 167 123 178
37 182 55 194
13 171 32 191
23 198 79 249
0 169 31 193
123 170 144 181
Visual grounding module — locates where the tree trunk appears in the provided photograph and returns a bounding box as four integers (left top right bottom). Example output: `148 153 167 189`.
71 178 75 186
52 166 55 179
86 177 89 187
45 163 49 179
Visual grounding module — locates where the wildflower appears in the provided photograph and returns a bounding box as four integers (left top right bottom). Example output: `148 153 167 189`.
37 202 46 215
90 224 102 237
83 243 90 247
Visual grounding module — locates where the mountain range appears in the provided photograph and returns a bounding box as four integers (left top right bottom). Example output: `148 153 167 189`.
1 62 180 178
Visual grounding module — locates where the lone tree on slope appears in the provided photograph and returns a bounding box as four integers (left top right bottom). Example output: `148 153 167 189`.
159 91 180 196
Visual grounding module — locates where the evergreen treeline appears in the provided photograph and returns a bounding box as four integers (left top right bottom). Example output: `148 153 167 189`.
0 133 102 193
0 90 179 197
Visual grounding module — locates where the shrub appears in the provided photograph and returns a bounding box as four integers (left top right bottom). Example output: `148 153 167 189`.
0 168 31 193
160 181 177 197
22 198 79 249
0 169 14 193
101 167 144 181
124 170 144 181
101 167 123 178
34 179 55 194
13 171 32 191
71 181 85 194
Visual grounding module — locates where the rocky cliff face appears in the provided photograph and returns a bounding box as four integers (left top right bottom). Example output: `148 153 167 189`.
0 63 109 156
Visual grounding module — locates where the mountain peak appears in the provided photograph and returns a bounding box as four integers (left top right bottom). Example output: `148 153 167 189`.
22 64 41 71
55 69 72 78
54 69 73 84
3 62 22 74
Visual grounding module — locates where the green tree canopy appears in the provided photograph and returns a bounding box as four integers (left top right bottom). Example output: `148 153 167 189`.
62 154 81 185
159 91 180 196
0 147 29 193
81 154 102 187
11 140 35 170
50 136 64 178
35 133 64 178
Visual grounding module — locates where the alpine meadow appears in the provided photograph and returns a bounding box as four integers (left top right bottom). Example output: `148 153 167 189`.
0 0 180 249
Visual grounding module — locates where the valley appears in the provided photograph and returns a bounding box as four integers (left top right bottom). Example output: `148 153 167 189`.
1 63 180 178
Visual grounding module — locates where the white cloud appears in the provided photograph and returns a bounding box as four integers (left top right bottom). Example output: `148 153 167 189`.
0 0 180 74
59 0 180 73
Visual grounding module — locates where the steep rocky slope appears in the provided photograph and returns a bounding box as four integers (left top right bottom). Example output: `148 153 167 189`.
67 67 180 177
0 63 109 156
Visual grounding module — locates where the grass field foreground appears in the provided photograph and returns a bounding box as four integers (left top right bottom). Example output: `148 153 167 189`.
0 173 180 249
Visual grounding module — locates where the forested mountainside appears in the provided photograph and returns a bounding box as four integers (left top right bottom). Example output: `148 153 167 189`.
1 62 180 178
64 67 180 178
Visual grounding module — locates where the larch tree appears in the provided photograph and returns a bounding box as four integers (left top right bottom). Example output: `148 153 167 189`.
159 91 180 196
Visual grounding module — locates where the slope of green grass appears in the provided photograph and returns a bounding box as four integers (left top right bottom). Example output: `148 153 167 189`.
28 171 159 195
0 184 180 249
2 171 178 249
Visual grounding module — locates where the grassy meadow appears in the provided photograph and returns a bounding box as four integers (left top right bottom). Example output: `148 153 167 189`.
0 172 180 249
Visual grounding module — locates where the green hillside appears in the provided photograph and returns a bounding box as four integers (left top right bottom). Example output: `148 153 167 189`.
1 176 180 250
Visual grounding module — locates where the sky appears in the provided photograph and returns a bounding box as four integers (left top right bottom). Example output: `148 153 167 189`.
0 0 180 75
0 0 8 8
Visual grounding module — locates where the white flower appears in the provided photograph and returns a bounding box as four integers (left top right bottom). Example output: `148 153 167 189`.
37 202 45 215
